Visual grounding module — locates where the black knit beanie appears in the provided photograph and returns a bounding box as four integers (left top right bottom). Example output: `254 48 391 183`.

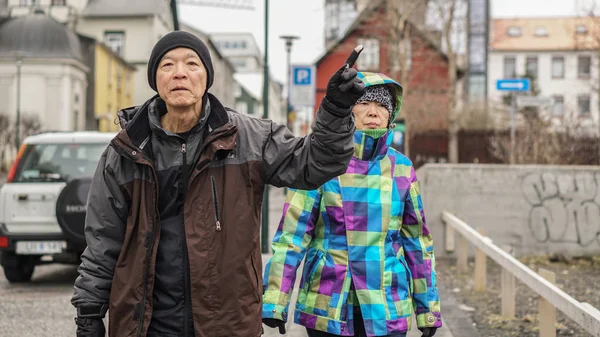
147 31 214 92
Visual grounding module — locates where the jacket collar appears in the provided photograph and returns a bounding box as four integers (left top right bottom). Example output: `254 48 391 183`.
352 129 393 161
115 92 231 152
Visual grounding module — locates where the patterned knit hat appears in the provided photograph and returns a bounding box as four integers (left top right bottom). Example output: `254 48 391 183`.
355 85 395 120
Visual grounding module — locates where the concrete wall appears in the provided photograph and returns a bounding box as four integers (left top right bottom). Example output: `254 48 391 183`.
417 164 600 257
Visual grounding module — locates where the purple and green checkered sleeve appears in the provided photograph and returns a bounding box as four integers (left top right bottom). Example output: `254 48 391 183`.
400 166 442 328
262 187 322 322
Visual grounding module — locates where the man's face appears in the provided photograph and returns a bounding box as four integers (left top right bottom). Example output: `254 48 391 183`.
156 47 207 108
352 101 390 129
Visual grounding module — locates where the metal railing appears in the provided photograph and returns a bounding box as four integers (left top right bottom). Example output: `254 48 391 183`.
442 211 600 337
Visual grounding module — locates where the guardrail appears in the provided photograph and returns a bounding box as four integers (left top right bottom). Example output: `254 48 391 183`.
442 211 600 337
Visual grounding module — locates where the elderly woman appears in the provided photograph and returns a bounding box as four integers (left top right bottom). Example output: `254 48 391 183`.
261 72 442 337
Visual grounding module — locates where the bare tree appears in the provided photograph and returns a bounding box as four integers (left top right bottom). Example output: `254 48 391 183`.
0 113 41 172
428 0 468 163
489 113 598 165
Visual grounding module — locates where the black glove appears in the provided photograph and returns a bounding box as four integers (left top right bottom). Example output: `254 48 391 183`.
262 318 286 335
419 327 437 337
75 317 105 337
324 45 366 111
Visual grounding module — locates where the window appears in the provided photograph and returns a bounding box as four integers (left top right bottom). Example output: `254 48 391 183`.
104 31 125 57
552 95 564 117
578 55 591 78
240 41 247 49
356 38 380 70
525 56 538 78
19 0 37 5
576 24 588 34
12 143 109 183
507 26 521 37
234 83 241 97
534 27 548 37
51 0 66 5
503 56 516 78
578 95 590 116
551 56 565 78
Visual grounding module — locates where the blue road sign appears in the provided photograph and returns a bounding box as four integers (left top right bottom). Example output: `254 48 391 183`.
496 78 530 92
291 65 316 107
293 66 312 85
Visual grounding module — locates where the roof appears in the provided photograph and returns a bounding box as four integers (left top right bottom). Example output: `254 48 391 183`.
83 0 179 29
24 131 117 144
491 17 599 51
315 0 454 69
0 12 82 60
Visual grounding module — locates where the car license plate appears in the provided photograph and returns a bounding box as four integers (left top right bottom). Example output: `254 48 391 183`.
15 241 66 255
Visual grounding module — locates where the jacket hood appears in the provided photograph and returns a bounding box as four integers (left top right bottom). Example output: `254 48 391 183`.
356 72 403 125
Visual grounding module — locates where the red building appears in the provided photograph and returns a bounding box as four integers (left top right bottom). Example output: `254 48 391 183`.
314 0 460 161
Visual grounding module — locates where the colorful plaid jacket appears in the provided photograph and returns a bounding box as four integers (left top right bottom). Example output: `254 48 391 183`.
262 73 441 336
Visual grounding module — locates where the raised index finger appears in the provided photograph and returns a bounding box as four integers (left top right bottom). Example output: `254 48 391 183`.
344 45 364 68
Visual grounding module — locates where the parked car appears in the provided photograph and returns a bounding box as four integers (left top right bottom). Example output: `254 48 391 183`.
0 131 116 283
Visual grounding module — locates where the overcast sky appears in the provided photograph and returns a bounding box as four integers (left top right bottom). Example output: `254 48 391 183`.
178 0 591 84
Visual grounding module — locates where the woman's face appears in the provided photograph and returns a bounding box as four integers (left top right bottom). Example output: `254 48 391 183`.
352 101 390 129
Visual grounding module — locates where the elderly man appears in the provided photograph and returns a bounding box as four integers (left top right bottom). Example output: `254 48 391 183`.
71 31 365 337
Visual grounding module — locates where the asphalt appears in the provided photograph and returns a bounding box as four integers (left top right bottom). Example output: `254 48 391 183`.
260 187 479 337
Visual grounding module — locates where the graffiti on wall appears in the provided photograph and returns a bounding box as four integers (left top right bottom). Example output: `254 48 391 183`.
522 172 600 247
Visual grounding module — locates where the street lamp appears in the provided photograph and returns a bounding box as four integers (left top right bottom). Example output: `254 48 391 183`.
15 56 23 149
279 35 299 132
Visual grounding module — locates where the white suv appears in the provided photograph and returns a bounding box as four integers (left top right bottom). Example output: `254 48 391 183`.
0 131 116 283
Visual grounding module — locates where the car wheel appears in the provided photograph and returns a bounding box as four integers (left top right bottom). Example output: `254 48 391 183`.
55 178 92 248
3 261 35 283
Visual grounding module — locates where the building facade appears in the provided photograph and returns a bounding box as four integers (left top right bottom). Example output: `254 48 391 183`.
0 12 88 132
210 32 263 72
5 0 179 106
211 32 286 125
181 23 236 108
489 17 599 125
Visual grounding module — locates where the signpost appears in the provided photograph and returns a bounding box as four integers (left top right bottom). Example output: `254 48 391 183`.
290 65 316 108
516 96 553 108
496 78 531 164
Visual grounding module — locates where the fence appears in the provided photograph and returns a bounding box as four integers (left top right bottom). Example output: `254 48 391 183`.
442 211 600 337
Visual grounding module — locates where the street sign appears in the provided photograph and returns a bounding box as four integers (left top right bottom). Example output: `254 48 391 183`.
290 65 316 107
496 78 530 92
516 96 553 108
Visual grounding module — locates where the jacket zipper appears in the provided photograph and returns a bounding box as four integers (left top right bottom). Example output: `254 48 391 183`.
210 176 222 231
136 165 160 337
181 142 193 337
133 128 233 337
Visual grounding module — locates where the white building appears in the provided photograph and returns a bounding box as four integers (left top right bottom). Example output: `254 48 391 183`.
211 32 285 125
210 32 262 72
180 23 236 108
6 0 178 106
0 12 88 131
488 17 598 126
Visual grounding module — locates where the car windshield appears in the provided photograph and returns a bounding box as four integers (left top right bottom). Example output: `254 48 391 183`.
13 143 108 183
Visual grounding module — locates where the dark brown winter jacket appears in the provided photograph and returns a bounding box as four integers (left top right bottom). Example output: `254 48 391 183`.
71 92 355 337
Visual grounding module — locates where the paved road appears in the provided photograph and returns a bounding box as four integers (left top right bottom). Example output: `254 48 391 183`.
0 186 457 337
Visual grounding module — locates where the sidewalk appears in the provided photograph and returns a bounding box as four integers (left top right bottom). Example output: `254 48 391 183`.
260 187 459 337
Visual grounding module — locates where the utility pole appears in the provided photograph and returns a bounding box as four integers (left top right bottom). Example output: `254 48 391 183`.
261 0 270 254
15 57 22 149
279 35 299 132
